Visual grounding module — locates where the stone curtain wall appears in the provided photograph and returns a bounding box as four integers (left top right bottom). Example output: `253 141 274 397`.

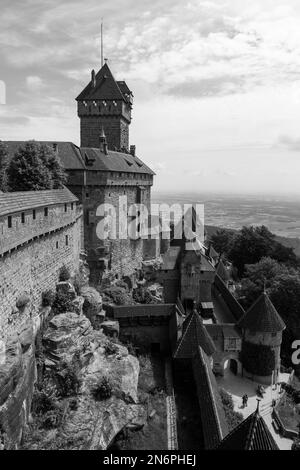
0 203 79 255
106 185 149 277
0 211 82 342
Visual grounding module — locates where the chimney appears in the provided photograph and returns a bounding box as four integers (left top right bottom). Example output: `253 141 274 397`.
130 145 136 157
91 69 96 88
100 127 108 155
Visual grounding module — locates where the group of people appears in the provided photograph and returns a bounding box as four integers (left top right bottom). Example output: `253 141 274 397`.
242 385 266 408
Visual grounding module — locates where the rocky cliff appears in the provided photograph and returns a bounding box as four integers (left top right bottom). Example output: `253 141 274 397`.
23 311 144 450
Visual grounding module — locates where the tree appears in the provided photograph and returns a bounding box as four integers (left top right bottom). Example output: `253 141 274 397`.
228 225 298 276
39 144 67 189
236 257 294 309
209 228 235 256
228 226 273 276
7 141 53 191
0 140 9 191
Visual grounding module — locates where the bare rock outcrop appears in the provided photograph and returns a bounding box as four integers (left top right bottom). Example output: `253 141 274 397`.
0 325 36 449
41 312 143 449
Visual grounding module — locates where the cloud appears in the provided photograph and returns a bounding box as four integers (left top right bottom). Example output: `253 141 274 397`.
277 135 300 151
1 0 300 194
26 76 43 90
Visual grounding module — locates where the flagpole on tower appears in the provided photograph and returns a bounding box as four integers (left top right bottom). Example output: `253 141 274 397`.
101 19 104 67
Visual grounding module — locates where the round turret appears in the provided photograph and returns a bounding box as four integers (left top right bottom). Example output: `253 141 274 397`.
238 291 285 385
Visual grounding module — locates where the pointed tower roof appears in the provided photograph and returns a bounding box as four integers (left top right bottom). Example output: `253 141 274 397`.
217 404 279 450
216 259 229 282
174 309 216 359
238 291 285 333
209 245 219 260
76 63 132 102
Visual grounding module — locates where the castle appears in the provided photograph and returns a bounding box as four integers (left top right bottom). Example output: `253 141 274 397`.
0 59 288 451
5 62 155 282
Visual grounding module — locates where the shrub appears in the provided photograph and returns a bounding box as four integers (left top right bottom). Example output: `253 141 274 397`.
52 291 75 314
219 388 243 431
16 293 30 310
92 377 113 401
32 380 58 416
281 382 300 404
42 408 63 430
59 265 71 282
56 363 81 397
42 290 55 307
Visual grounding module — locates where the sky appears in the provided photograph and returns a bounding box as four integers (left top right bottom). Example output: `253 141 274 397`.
1 0 300 195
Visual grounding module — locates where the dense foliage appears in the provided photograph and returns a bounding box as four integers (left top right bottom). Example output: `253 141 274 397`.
92 376 113 401
209 228 235 256
219 388 243 431
59 265 71 282
0 140 9 191
210 225 298 276
235 257 300 368
241 341 275 377
6 141 66 191
52 291 75 314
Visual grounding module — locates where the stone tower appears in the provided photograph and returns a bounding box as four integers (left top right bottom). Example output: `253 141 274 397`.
238 291 286 385
76 63 133 151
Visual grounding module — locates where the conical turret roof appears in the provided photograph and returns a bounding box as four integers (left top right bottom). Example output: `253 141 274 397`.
217 405 279 450
238 291 285 333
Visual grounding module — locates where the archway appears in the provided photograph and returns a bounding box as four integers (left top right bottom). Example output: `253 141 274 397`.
230 359 238 375
221 356 241 377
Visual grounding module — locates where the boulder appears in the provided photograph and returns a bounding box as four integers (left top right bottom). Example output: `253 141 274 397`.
59 344 141 449
81 287 105 329
42 312 94 365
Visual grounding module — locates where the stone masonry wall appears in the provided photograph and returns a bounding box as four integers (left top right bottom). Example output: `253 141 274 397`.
0 216 82 342
80 115 129 150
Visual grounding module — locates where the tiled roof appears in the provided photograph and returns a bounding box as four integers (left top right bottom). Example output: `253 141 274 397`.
0 187 77 217
209 245 219 259
76 63 131 102
213 274 245 322
80 147 155 175
4 141 155 175
238 291 285 333
217 407 279 450
193 347 228 449
206 324 241 339
174 309 216 358
216 259 229 281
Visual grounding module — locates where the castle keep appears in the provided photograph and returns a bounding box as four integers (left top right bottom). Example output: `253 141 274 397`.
77 63 132 151
6 63 155 281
